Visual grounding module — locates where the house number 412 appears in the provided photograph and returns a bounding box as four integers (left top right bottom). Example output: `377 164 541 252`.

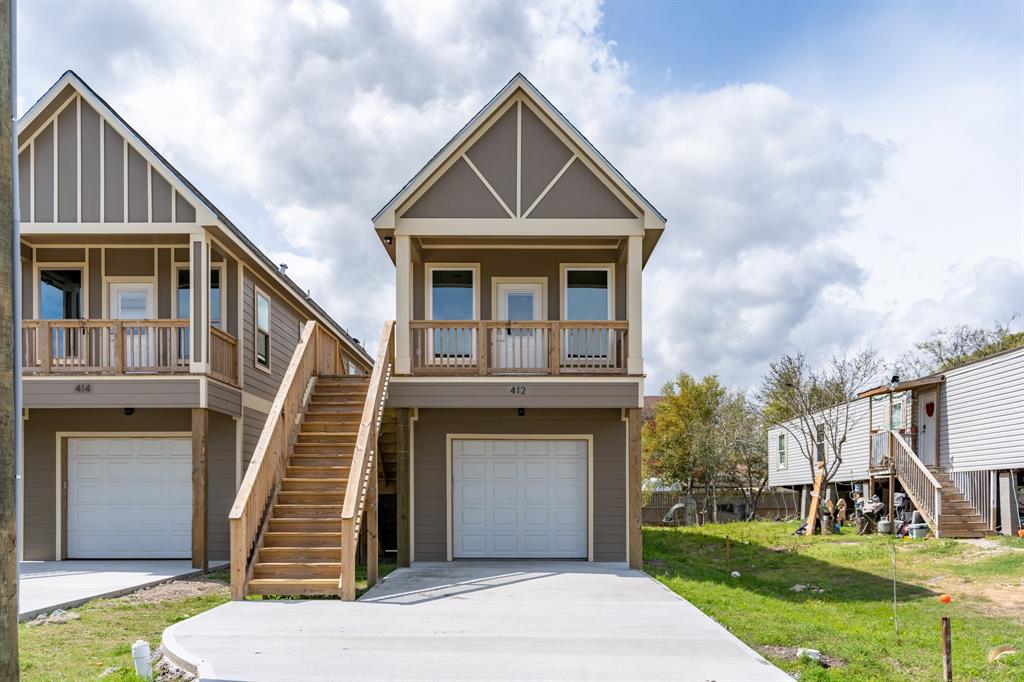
509 385 527 395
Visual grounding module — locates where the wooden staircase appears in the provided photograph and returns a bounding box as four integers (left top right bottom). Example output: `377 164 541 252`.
230 320 394 601
247 376 369 595
927 468 990 539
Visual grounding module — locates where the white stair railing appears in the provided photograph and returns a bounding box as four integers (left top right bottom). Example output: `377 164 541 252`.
889 430 942 535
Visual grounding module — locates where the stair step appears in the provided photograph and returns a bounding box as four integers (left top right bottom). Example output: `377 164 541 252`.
302 421 361 433
297 432 358 443
252 562 342 579
285 465 350 479
258 546 341 562
268 518 343 533
939 530 989 539
247 578 339 596
272 504 343 519
277 490 347 505
289 454 353 467
262 531 343 547
280 477 347 492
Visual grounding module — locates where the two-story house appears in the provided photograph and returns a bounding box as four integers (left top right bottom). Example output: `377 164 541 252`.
16 71 372 570
228 74 665 599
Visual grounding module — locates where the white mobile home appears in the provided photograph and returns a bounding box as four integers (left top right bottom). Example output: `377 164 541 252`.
767 347 1024 537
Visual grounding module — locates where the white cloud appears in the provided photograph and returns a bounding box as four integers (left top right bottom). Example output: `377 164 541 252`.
16 0 1021 386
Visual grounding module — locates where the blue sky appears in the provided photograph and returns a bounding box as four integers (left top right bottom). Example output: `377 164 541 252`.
16 0 1024 389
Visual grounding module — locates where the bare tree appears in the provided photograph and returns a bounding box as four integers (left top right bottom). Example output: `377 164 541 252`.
719 392 769 520
759 350 884 487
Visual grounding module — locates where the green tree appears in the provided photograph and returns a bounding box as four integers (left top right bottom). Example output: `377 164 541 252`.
895 318 1023 377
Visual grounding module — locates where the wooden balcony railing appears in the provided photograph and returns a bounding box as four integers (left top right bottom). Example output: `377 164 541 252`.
409 320 628 376
210 326 239 385
22 319 239 386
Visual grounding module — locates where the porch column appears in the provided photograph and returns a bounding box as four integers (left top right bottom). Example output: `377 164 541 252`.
396 408 411 567
395 235 411 375
189 233 210 374
626 235 643 375
627 407 643 569
191 408 209 570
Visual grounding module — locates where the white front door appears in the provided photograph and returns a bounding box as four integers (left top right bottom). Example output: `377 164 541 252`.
494 282 545 370
109 283 155 368
917 390 937 466
67 437 192 558
452 438 587 559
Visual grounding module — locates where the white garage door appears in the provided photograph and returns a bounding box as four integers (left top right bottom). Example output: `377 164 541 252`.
453 438 587 559
68 438 192 559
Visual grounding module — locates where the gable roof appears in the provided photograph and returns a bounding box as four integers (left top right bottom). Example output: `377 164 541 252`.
19 71 371 365
372 73 666 230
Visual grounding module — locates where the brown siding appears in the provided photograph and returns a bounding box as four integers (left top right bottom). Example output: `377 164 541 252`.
33 123 55 223
157 248 172 318
207 411 236 561
87 248 102 316
520 105 573 210
57 103 78 222
465 107 517 209
412 408 626 562
414 249 626 320
242 407 267 471
36 248 85 263
18 149 31 223
21 256 32 320
80 101 101 222
23 378 201 409
404 158 507 219
530 159 636 219
175 191 196 223
208 381 242 418
103 122 124 222
127 146 149 222
151 169 172 222
104 248 154 277
241 269 304 401
22 408 192 560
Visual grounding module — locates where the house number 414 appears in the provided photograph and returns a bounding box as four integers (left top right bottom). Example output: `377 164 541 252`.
509 385 527 395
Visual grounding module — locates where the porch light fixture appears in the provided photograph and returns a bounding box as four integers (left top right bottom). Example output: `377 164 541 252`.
517 408 525 417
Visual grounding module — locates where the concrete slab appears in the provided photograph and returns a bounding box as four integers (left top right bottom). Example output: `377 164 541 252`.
163 562 789 681
18 560 223 621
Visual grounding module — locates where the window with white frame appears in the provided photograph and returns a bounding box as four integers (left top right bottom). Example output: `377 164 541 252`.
427 266 476 358
210 266 223 328
562 265 613 358
815 423 825 462
890 401 902 430
777 434 786 467
255 287 271 371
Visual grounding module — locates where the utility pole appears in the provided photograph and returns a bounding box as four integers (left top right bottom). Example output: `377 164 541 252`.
0 0 18 678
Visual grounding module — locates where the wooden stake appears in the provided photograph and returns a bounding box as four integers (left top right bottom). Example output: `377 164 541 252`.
941 617 952 682
725 536 731 571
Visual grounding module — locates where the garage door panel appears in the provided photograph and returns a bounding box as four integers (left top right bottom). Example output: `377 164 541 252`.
68 437 191 559
453 438 587 559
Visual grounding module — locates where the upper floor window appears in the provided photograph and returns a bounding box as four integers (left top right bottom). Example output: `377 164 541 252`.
563 266 612 320
815 424 825 462
891 401 902 430
255 287 271 371
39 269 83 320
428 267 476 320
176 267 223 328
777 434 786 467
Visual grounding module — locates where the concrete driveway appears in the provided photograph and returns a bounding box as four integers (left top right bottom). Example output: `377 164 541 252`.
163 562 788 681
19 560 215 621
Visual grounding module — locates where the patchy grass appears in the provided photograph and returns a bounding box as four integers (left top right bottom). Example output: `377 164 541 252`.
19 564 398 680
645 523 1024 681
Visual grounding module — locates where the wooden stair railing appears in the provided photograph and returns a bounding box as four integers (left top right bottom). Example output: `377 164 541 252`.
888 429 943 535
228 321 348 599
339 320 395 600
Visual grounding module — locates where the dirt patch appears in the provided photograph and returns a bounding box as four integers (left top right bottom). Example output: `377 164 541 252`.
924 575 1024 622
759 645 845 668
957 538 1024 561
115 575 229 605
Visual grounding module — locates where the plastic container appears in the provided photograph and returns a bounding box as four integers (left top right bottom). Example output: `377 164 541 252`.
877 519 893 534
908 523 929 539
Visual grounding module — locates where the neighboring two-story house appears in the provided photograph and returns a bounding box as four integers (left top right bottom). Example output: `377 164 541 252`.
375 74 665 567
16 71 371 569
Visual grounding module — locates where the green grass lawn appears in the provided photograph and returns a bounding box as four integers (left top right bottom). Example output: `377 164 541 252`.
18 564 397 681
645 522 1024 681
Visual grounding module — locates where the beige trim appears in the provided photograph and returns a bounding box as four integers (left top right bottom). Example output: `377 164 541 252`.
33 260 88 319
444 433 594 562
626 235 643 375
395 235 411 374
391 374 642 384
462 153 514 218
522 155 576 218
24 373 200 382
420 242 621 250
252 284 272 374
559 263 614 322
235 413 244 491
490 276 548 321
425 262 481 321
515 101 522 217
54 431 192 560
241 391 273 415
396 218 643 237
